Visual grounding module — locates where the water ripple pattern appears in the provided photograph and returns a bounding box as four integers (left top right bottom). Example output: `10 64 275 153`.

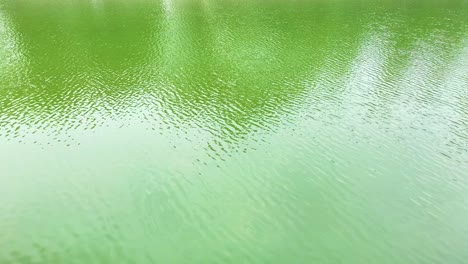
0 0 467 263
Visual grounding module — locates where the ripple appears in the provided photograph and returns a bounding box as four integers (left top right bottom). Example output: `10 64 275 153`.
1 0 468 263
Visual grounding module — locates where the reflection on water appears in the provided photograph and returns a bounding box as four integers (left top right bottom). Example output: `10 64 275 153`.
0 0 468 263
1 0 467 155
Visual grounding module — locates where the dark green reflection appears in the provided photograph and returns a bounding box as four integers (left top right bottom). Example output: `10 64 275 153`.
2 0 466 149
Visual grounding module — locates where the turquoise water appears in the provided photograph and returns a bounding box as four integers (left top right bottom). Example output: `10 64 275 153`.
1 0 468 263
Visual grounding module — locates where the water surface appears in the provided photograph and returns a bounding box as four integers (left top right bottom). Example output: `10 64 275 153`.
1 0 468 263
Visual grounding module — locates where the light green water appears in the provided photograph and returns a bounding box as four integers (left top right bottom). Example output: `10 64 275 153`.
1 0 468 263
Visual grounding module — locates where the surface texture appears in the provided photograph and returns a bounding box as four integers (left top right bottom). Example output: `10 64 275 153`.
1 0 468 263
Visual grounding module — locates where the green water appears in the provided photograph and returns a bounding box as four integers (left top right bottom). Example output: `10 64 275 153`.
1 0 468 263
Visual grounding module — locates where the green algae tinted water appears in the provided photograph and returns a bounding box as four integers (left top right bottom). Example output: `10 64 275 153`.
1 0 468 262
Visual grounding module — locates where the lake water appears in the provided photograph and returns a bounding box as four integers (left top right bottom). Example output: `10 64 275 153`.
1 0 468 263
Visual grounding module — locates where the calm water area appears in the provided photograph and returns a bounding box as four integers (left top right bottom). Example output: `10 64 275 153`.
1 0 468 263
